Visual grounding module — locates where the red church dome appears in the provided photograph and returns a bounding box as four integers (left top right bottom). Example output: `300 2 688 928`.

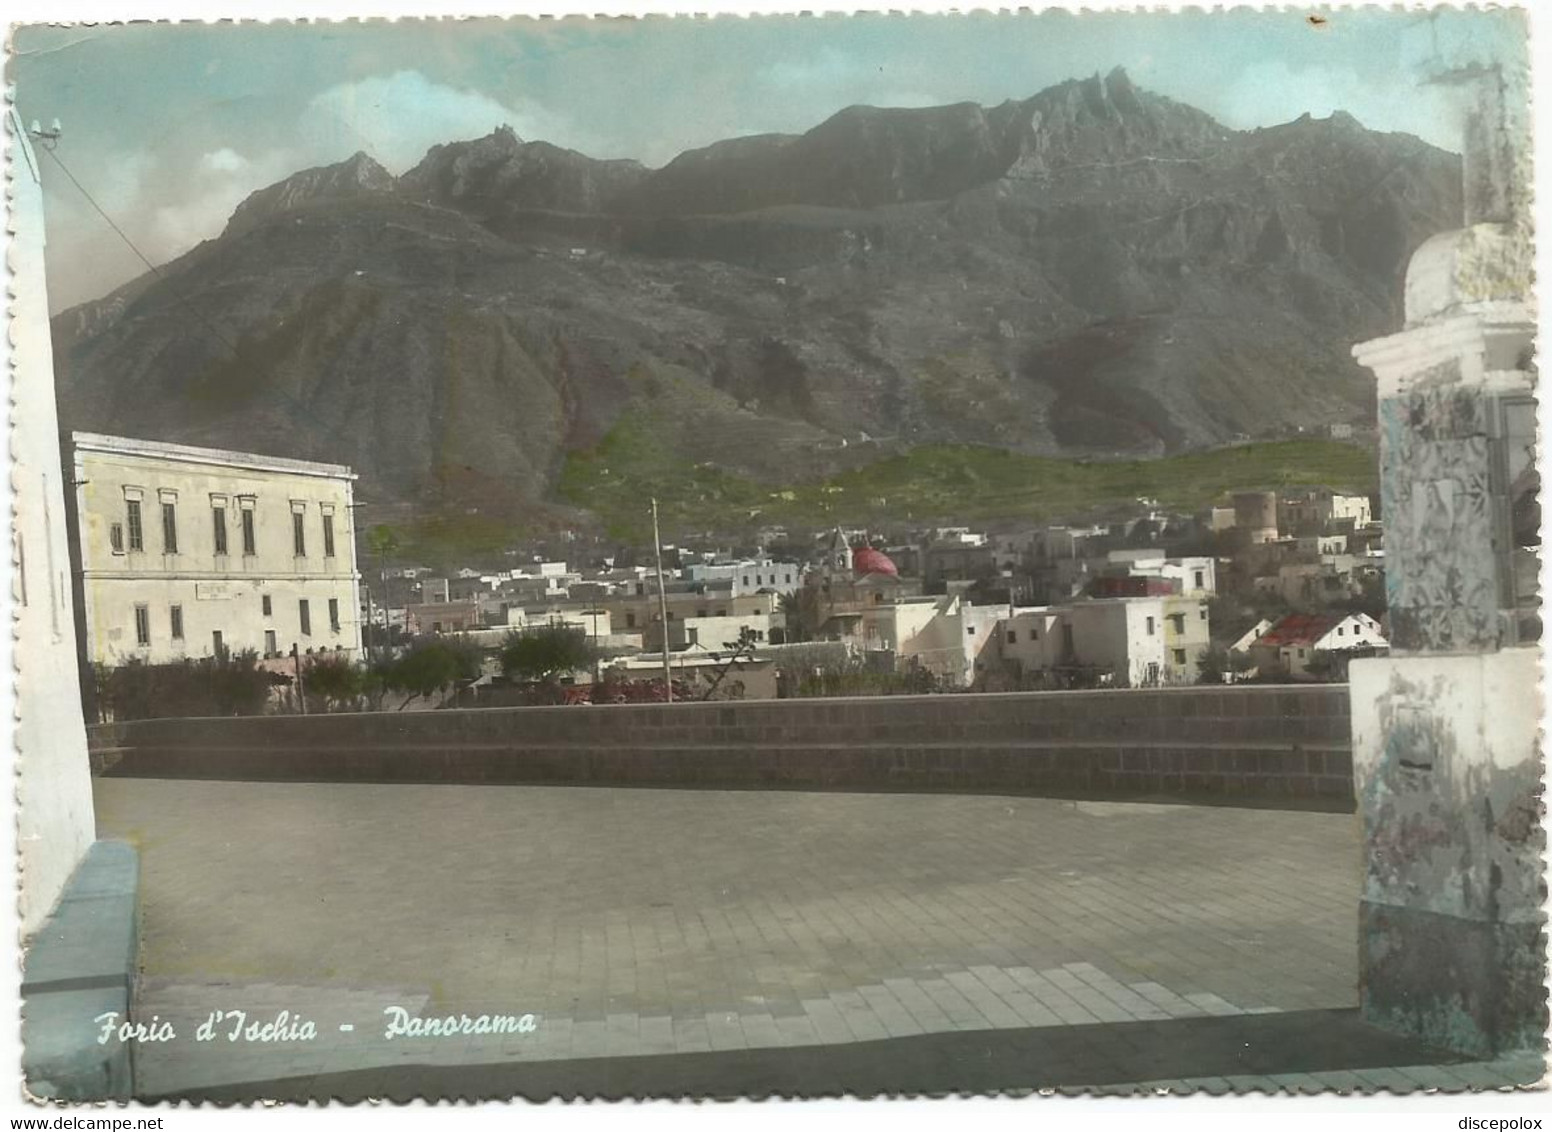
852 546 898 577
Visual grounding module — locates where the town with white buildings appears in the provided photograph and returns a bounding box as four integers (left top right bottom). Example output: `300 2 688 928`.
64 424 1395 715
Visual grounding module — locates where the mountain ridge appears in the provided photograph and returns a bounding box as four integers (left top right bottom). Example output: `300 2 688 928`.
51 70 1459 537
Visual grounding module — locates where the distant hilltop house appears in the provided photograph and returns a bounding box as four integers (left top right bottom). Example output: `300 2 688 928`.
67 432 362 668
1246 612 1388 679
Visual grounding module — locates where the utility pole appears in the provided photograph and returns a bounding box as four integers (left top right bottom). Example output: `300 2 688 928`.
651 497 673 703
591 604 601 687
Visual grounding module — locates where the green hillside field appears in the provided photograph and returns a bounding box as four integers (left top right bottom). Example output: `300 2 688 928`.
558 421 1378 543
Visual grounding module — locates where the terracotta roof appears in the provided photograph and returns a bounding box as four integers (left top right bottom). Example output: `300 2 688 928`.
1255 612 1346 648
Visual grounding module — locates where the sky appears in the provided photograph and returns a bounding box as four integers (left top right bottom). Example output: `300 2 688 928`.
8 6 1531 312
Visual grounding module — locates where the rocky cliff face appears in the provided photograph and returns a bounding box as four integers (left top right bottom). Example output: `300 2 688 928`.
51 70 1461 529
399 125 649 217
224 150 396 236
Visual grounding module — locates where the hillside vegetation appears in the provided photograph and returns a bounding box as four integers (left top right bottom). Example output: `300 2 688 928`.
560 433 1378 542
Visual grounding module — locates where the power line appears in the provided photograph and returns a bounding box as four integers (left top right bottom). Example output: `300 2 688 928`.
37 139 243 359
32 129 404 523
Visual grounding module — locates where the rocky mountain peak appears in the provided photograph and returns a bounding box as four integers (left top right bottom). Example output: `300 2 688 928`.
53 73 1461 533
398 125 647 215
224 151 395 237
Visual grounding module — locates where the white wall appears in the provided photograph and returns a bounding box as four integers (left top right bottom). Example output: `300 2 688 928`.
687 558 801 597
74 438 362 664
672 612 772 650
1062 599 1168 686
999 609 1062 671
10 111 98 938
1315 614 1388 653
1161 597 1211 681
863 598 939 651
896 596 969 684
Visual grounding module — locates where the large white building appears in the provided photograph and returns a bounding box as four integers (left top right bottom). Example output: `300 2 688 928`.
998 594 1210 686
69 433 363 666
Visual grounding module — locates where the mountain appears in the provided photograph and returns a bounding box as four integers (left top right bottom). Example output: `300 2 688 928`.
51 69 1461 540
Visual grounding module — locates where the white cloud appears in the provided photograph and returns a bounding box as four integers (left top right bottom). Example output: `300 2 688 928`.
301 69 584 173
758 47 869 92
199 147 250 174
146 148 298 254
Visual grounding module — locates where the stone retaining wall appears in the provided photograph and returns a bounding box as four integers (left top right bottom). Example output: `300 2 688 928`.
91 686 1354 810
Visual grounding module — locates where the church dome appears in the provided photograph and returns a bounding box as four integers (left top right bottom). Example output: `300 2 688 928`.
852 546 898 577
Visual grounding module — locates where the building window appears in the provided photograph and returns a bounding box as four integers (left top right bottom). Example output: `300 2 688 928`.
241 508 257 556
133 604 150 646
1199 608 1208 620
299 599 312 636
126 500 144 552
329 598 340 633
292 511 307 557
262 594 272 617
212 630 225 659
109 523 124 554
967 625 976 635
1146 616 1156 636
1030 628 1039 640
323 513 336 558
625 612 636 628
1172 648 1186 664
170 604 184 640
1194 570 1204 589
1006 630 1017 644
161 501 178 554
212 506 228 555
264 629 277 656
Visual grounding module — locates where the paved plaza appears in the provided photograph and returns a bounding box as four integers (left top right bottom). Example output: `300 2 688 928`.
93 779 1542 1098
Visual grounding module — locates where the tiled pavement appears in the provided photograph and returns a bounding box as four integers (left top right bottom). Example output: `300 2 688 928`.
92 780 1540 1098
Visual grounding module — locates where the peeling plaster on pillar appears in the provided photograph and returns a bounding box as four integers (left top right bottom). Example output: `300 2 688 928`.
1351 652 1545 1056
1347 59 1542 1057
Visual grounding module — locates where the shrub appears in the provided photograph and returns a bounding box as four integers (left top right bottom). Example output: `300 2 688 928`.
95 650 282 721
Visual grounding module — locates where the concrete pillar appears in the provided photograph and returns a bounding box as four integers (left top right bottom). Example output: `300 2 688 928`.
9 108 99 939
1349 66 1544 1056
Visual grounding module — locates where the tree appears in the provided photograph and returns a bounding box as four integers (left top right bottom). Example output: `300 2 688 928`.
1197 645 1229 685
500 626 595 684
304 653 363 712
383 637 483 710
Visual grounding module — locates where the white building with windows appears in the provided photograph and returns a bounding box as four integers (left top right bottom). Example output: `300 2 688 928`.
69 432 362 666
683 557 802 597
997 595 1210 686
